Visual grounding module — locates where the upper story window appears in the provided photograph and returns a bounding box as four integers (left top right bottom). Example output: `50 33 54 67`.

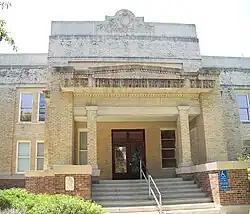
38 93 45 122
237 95 250 122
20 93 33 122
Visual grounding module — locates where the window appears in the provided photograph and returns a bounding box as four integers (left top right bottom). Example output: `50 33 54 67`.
36 142 44 170
20 93 33 122
237 95 250 121
243 140 250 154
79 132 88 165
38 93 45 122
161 130 176 168
17 142 30 173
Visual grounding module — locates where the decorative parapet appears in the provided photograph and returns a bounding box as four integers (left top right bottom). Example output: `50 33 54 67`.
57 65 218 90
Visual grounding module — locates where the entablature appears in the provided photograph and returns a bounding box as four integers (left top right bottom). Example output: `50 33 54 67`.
53 64 219 93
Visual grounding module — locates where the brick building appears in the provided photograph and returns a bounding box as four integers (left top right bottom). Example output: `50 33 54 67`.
0 9 250 213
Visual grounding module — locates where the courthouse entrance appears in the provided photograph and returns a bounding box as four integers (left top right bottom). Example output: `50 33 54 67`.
112 129 146 180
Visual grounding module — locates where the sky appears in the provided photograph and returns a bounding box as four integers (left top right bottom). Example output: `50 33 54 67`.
0 0 250 57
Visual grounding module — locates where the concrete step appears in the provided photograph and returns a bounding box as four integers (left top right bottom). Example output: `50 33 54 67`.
93 192 207 201
92 188 203 196
96 197 212 207
93 180 194 188
99 178 183 184
92 184 198 192
105 203 216 213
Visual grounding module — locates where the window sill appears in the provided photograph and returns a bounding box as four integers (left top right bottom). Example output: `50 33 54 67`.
17 122 45 125
241 121 250 124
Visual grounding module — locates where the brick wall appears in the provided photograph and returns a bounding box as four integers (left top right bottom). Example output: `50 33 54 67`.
25 174 91 199
0 179 25 189
180 169 250 205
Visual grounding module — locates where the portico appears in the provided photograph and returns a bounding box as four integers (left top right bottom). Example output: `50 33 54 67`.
42 63 228 180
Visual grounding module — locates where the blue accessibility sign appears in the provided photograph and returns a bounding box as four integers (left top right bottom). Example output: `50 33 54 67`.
219 170 229 191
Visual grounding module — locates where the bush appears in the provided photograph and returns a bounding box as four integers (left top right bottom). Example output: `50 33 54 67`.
0 188 108 214
1 208 24 214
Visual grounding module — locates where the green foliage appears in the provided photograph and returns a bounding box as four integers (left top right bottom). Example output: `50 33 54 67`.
0 1 17 51
0 188 108 214
237 148 250 180
1 208 24 214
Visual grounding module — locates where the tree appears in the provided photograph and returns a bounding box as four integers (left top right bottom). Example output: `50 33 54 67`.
0 1 17 51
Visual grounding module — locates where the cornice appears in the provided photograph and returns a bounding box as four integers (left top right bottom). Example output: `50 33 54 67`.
73 92 199 99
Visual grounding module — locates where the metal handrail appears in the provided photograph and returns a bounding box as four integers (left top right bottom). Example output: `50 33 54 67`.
139 159 162 214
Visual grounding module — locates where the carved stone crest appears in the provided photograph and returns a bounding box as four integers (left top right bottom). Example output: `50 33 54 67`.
96 9 154 34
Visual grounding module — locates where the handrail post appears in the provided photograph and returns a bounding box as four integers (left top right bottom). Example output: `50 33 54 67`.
148 175 151 197
139 159 142 180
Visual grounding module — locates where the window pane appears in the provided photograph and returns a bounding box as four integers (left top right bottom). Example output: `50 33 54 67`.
79 132 87 150
237 95 249 108
18 158 30 172
18 143 30 156
161 130 175 139
20 112 32 122
21 94 33 108
37 143 44 157
37 158 44 170
161 140 175 148
162 149 175 158
115 146 127 173
39 93 45 121
162 159 176 168
20 93 32 122
79 151 87 165
239 109 249 121
39 93 45 107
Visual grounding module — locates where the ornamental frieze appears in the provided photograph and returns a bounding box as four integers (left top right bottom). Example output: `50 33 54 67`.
60 77 215 89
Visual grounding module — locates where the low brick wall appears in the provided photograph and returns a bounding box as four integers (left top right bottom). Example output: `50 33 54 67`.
26 174 91 199
0 179 25 189
180 169 250 205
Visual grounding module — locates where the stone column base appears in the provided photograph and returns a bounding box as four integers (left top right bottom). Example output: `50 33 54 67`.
25 165 92 199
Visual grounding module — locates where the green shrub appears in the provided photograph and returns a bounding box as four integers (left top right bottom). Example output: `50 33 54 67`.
0 188 108 214
0 195 11 210
1 208 24 214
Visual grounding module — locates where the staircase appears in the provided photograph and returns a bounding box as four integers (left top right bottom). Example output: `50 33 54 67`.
92 178 220 213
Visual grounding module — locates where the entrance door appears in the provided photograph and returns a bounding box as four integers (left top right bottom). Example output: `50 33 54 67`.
112 129 146 180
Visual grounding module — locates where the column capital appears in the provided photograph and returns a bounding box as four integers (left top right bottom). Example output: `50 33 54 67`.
85 106 98 111
177 106 190 112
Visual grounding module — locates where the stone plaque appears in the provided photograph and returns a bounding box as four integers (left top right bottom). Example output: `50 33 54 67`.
65 176 74 191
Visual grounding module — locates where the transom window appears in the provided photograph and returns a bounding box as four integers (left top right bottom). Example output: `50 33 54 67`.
161 130 176 168
79 132 88 165
38 93 45 122
17 142 30 173
36 142 44 170
20 93 33 122
237 95 250 121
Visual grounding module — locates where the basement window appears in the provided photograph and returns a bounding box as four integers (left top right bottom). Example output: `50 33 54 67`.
161 130 176 168
237 94 250 122
19 93 33 122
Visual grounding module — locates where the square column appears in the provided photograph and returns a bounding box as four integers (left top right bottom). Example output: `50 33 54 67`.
177 106 192 167
85 106 100 177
